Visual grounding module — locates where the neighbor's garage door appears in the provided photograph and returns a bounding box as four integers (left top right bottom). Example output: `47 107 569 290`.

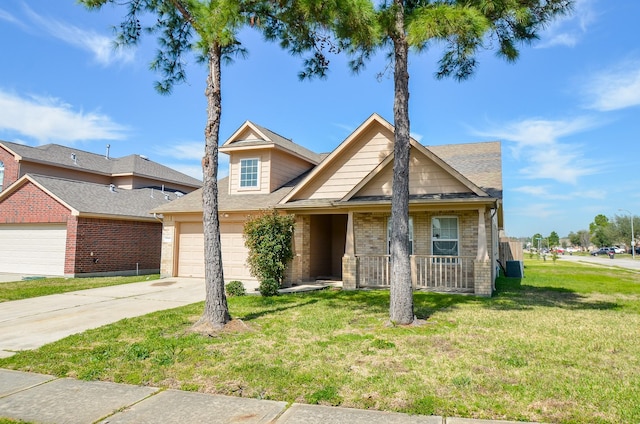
0 224 67 275
177 222 252 280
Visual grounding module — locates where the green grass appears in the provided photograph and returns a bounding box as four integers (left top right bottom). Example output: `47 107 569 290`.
1 261 639 423
0 275 160 302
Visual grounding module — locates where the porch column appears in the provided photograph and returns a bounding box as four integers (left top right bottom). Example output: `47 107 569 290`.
342 211 357 290
474 206 492 296
476 206 489 261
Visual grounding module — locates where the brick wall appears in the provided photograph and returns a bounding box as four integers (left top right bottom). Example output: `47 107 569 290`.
287 215 310 284
71 218 162 275
354 212 387 255
0 146 20 190
0 181 71 224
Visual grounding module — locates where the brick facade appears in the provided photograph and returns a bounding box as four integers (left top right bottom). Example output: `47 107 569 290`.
0 146 20 190
287 215 311 285
0 180 161 276
338 209 495 294
0 181 71 224
70 218 161 276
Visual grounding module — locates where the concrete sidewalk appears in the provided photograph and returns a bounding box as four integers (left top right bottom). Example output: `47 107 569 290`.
0 369 538 424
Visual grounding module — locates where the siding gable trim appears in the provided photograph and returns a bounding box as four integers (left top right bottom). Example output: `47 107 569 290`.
280 113 394 204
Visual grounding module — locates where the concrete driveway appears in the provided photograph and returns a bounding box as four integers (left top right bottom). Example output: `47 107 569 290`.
0 277 206 358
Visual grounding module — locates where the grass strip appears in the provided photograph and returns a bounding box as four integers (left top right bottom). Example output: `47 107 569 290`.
1 261 638 423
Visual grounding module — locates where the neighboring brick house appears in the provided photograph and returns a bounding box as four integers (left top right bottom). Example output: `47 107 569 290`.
0 142 202 276
152 114 503 296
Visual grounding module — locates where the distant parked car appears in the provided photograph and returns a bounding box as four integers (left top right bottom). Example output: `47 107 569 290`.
591 247 614 256
613 247 625 254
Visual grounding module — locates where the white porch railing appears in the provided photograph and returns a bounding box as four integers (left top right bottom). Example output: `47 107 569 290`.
412 255 474 292
355 254 474 292
355 254 390 287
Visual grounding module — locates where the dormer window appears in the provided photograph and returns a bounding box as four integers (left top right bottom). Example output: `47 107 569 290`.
240 158 259 188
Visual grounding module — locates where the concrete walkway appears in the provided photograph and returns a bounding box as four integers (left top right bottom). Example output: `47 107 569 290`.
0 369 538 424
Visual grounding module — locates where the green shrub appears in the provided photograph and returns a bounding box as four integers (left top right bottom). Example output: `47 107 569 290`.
244 210 295 286
259 278 280 297
225 280 246 297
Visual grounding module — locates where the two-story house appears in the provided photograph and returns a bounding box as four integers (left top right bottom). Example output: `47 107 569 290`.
152 114 503 296
0 142 202 277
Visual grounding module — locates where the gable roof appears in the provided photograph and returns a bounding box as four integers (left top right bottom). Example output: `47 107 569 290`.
150 175 300 214
152 114 503 215
0 141 202 188
280 113 499 205
429 141 502 198
1 174 181 220
220 121 322 164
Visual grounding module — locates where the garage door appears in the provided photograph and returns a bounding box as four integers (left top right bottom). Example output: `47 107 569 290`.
0 224 67 275
177 222 252 281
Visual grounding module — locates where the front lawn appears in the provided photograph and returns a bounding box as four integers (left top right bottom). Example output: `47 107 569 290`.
1 261 638 423
0 275 160 302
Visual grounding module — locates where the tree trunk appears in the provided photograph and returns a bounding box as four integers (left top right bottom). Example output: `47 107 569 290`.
195 44 230 330
389 0 414 325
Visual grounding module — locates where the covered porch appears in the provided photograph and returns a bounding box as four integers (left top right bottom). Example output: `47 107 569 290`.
342 206 497 296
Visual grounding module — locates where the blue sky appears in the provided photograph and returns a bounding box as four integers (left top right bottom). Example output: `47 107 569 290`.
1 0 639 238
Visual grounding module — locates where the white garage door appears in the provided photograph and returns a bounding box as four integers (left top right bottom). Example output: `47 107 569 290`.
177 222 252 281
0 224 67 275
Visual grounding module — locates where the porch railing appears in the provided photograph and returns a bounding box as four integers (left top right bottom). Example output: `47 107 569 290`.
355 254 390 287
355 254 474 292
412 255 474 292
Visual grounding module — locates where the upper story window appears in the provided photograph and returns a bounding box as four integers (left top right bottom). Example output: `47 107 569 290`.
432 216 459 256
387 216 414 255
0 161 4 192
239 158 259 188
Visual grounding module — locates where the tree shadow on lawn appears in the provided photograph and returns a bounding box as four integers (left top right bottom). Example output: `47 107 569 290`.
235 297 320 322
234 278 622 325
491 276 621 311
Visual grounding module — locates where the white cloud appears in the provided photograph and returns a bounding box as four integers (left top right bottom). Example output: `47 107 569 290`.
512 202 558 219
156 142 204 161
536 0 597 49
514 185 606 201
155 142 229 180
476 116 598 147
165 164 204 181
514 185 549 196
0 89 129 144
0 8 22 26
583 59 640 111
473 116 604 184
22 4 135 66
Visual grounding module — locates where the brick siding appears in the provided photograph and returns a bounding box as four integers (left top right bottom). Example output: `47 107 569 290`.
0 179 161 276
0 181 71 224
0 146 20 190
71 218 161 275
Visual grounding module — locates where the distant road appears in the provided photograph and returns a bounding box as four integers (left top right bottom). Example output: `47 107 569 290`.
558 254 640 271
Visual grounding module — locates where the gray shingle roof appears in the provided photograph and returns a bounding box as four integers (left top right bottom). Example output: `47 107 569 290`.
27 174 181 219
221 122 322 164
428 141 502 199
0 141 202 188
151 176 297 214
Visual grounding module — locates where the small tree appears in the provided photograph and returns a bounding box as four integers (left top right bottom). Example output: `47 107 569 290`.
244 210 295 286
